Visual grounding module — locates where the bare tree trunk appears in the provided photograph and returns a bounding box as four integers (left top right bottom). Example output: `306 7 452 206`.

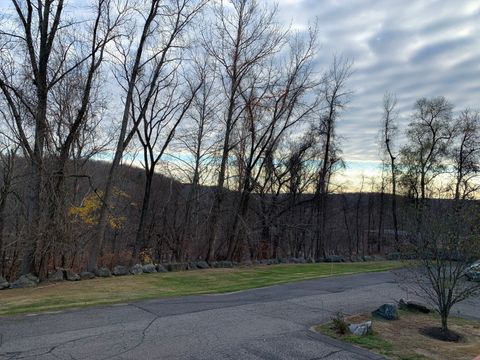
88 149 122 271
206 87 236 261
88 1 164 271
441 311 449 334
132 168 154 262
377 184 385 253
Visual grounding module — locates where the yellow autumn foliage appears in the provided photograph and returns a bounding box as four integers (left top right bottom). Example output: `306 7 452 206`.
68 188 131 229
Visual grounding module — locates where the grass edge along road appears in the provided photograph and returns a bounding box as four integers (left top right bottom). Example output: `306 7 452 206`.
0 261 402 317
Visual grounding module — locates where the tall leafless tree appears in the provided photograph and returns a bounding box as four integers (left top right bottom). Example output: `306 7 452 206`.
202 0 285 261
131 64 202 262
313 58 351 259
89 0 207 271
0 0 125 275
450 109 480 200
400 97 453 205
381 92 400 248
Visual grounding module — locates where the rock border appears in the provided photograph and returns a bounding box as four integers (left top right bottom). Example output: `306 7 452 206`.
0 255 394 290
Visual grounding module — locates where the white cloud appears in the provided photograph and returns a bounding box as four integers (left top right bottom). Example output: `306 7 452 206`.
275 0 480 165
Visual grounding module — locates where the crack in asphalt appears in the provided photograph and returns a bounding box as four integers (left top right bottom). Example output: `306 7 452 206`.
0 352 21 360
99 304 161 360
0 303 167 360
3 333 100 360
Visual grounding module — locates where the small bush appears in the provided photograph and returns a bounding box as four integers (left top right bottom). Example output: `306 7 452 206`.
331 312 349 335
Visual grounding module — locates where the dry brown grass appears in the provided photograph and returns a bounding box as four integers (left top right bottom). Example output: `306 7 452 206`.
319 311 480 360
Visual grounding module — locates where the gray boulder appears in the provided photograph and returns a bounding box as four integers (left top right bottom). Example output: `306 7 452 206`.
348 321 372 336
129 264 143 275
386 252 401 261
142 264 157 273
363 255 375 262
80 272 95 280
195 261 209 270
399 299 430 313
212 261 232 268
307 257 315 263
0 276 9 290
10 273 39 288
401 252 417 260
113 265 129 276
372 303 399 320
48 269 65 282
325 255 345 263
95 267 111 277
156 264 167 272
187 262 199 270
167 263 188 272
290 258 306 264
65 270 80 281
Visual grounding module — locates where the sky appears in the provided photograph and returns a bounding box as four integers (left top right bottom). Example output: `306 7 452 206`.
0 0 479 190
273 0 480 186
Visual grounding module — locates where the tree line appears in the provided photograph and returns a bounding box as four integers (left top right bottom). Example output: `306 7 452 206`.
0 0 479 280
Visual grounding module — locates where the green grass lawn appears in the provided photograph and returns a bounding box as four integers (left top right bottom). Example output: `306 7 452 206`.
0 261 402 317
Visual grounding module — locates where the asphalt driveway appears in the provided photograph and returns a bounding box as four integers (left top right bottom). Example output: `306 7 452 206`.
0 271 478 359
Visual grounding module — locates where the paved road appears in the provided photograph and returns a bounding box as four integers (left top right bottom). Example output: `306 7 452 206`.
0 271 478 360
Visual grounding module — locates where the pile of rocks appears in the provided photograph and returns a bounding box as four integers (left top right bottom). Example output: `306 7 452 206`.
0 276 9 290
0 260 215 290
344 303 397 338
0 254 394 290
10 273 40 289
346 301 431 338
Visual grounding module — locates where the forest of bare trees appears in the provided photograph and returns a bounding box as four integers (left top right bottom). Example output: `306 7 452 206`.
0 0 479 281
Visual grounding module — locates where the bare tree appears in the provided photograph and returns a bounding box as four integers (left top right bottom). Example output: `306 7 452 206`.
402 204 480 340
203 0 285 261
354 176 364 256
262 135 315 259
400 97 453 205
224 27 321 260
167 54 221 260
376 172 386 253
0 140 19 275
450 109 480 200
313 57 351 259
89 0 207 271
131 64 202 262
381 92 400 248
0 0 125 275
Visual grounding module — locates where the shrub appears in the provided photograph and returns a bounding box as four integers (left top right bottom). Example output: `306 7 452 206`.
331 312 349 335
